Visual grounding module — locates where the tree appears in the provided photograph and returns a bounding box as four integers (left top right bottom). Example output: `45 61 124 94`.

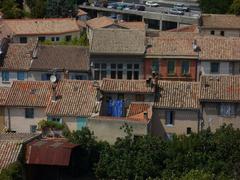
229 0 240 15
0 162 23 180
95 123 167 179
199 0 233 14
1 0 24 19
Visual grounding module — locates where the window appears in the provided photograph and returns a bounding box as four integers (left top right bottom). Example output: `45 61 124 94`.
101 63 107 79
65 35 72 41
187 127 192 134
2 71 9 82
51 37 55 41
219 103 235 117
111 70 116 79
20 37 27 43
181 61 190 75
134 71 139 80
127 71 132 80
38 36 46 42
30 125 37 133
56 37 60 41
135 94 145 101
17 72 25 80
94 70 100 80
152 60 159 73
51 117 62 123
167 61 175 75
220 31 224 36
165 111 174 125
41 73 52 81
25 108 34 118
117 71 123 79
210 62 219 74
210 30 215 35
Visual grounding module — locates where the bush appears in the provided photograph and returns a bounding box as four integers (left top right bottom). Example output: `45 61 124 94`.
38 119 64 131
0 162 23 180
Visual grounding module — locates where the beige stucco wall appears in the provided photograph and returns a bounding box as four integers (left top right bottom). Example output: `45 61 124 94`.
63 117 77 131
6 107 47 133
87 118 148 144
200 29 240 37
12 32 81 43
151 109 199 138
202 103 240 131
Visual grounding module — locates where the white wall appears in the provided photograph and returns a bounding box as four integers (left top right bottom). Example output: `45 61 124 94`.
200 61 230 75
6 107 47 133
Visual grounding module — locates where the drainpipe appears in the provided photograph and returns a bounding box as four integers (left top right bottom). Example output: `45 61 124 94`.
7 107 11 131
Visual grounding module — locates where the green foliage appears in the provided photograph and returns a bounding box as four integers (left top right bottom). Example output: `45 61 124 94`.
179 169 214 180
0 0 24 19
229 0 240 15
41 31 89 46
0 162 23 180
38 119 64 130
95 123 167 179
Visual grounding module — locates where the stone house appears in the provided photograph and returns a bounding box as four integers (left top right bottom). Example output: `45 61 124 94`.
200 14 240 37
151 80 200 139
200 75 240 131
1 18 84 43
5 81 52 133
90 28 146 80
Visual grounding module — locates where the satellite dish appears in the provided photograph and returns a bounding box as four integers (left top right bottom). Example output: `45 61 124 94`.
50 75 57 83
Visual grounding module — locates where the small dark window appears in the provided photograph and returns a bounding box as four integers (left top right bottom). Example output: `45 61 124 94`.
152 60 159 72
38 37 46 42
117 64 123 69
127 64 132 69
181 61 190 75
20 37 27 43
101 63 107 69
111 64 116 69
101 70 107 79
127 71 132 80
51 37 55 41
111 71 116 79
220 31 224 36
25 108 34 118
210 30 215 35
56 37 60 41
167 61 175 75
134 71 139 80
187 127 192 134
117 71 123 79
94 63 100 69
134 64 139 69
94 70 100 80
135 94 145 101
210 62 219 74
166 111 174 125
65 35 72 41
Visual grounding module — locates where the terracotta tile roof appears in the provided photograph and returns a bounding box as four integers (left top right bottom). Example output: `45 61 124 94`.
146 32 240 60
117 21 146 30
30 45 90 71
3 18 81 36
201 14 240 29
197 36 240 61
0 133 39 172
46 80 98 117
146 32 197 57
90 28 145 55
168 25 199 33
200 75 240 102
154 81 200 110
0 40 37 71
86 16 114 29
6 81 52 107
127 103 150 117
0 87 10 106
101 78 155 93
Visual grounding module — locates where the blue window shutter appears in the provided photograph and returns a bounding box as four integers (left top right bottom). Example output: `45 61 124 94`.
41 74 47 81
76 117 87 130
17 72 25 80
2 71 9 81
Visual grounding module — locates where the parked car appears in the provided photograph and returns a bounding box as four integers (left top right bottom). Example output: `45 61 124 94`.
173 3 190 12
145 1 159 7
169 8 184 15
137 5 145 11
107 3 118 9
117 4 127 10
